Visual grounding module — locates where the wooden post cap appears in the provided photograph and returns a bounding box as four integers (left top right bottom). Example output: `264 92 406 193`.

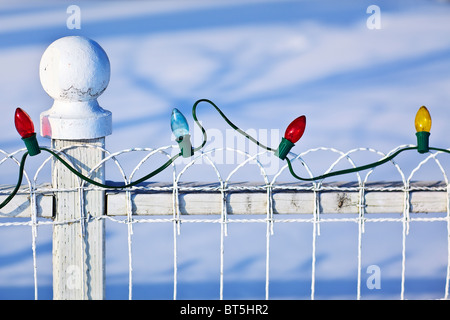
39 36 112 140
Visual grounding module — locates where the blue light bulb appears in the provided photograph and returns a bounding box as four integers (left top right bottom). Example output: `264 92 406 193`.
171 108 190 139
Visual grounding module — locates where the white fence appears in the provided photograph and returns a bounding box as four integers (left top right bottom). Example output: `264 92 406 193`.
1 144 449 300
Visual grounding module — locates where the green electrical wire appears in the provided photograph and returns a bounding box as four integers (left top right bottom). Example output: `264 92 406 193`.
192 98 276 152
190 99 450 182
40 147 180 189
286 146 418 181
285 147 450 181
0 152 29 210
429 147 450 154
0 149 180 209
2 98 450 210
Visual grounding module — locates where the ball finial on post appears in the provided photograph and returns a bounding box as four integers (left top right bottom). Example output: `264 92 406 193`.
39 36 110 300
39 36 112 140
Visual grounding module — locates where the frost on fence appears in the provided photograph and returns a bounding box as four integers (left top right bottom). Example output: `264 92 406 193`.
0 144 449 300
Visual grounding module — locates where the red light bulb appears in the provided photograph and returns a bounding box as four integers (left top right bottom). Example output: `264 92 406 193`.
15 108 35 139
284 115 306 143
275 115 306 160
14 108 40 156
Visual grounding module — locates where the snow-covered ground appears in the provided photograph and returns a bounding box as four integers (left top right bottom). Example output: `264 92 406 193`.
1 0 450 299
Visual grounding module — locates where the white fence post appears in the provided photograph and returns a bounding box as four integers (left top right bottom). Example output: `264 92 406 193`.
39 36 112 300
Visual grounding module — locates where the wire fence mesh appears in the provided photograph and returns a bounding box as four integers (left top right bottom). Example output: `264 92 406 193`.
0 144 449 299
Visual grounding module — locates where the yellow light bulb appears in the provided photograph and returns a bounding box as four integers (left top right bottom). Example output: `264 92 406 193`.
414 106 432 133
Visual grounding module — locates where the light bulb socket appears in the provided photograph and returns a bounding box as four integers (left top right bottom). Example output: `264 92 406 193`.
275 137 295 160
416 131 430 154
22 133 41 156
176 134 193 158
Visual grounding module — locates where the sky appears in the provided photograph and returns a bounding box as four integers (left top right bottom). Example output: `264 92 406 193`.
0 0 449 300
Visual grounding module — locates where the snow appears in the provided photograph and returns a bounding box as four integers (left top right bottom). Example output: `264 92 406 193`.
1 0 450 299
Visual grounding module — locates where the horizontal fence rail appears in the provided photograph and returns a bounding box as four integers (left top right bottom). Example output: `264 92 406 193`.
1 181 448 217
1 145 449 300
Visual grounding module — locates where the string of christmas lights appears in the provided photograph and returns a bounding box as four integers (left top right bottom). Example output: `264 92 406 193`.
1 99 449 210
